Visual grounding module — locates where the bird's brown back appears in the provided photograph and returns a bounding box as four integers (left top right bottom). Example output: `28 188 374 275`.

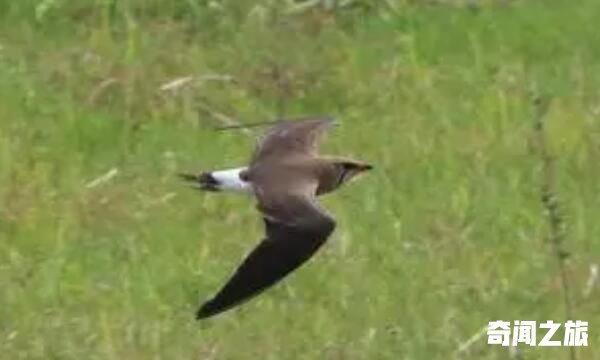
250 117 335 166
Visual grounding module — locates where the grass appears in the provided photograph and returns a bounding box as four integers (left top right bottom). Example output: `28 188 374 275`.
0 0 598 359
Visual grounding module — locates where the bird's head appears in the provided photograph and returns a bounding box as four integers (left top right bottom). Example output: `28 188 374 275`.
315 157 373 196
334 159 373 186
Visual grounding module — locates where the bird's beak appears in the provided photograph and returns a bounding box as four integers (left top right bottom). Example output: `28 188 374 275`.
360 164 374 172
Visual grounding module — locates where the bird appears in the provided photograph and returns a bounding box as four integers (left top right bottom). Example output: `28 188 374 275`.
179 117 373 320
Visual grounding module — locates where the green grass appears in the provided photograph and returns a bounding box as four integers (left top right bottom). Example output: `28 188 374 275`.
1 0 598 359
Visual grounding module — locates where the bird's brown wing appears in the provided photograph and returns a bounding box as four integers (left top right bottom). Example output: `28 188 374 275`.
196 191 335 320
250 117 336 166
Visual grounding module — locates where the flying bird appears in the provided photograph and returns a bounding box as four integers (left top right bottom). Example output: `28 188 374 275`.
179 117 372 320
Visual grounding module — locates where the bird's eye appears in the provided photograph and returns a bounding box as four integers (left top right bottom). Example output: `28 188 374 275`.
343 162 358 171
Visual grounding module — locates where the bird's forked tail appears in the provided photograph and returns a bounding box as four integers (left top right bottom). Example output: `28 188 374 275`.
178 167 252 193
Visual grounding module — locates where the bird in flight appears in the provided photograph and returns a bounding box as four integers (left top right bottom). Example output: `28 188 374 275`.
179 117 373 320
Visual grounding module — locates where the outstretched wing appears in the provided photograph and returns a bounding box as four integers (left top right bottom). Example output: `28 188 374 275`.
250 117 336 165
196 195 335 320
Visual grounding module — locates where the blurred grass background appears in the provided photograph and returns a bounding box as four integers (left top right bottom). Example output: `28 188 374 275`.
0 0 598 359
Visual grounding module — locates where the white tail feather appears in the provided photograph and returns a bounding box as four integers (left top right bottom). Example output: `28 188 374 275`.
211 167 252 193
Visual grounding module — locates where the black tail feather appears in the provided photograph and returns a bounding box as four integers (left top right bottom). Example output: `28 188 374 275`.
177 172 220 191
177 173 199 182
